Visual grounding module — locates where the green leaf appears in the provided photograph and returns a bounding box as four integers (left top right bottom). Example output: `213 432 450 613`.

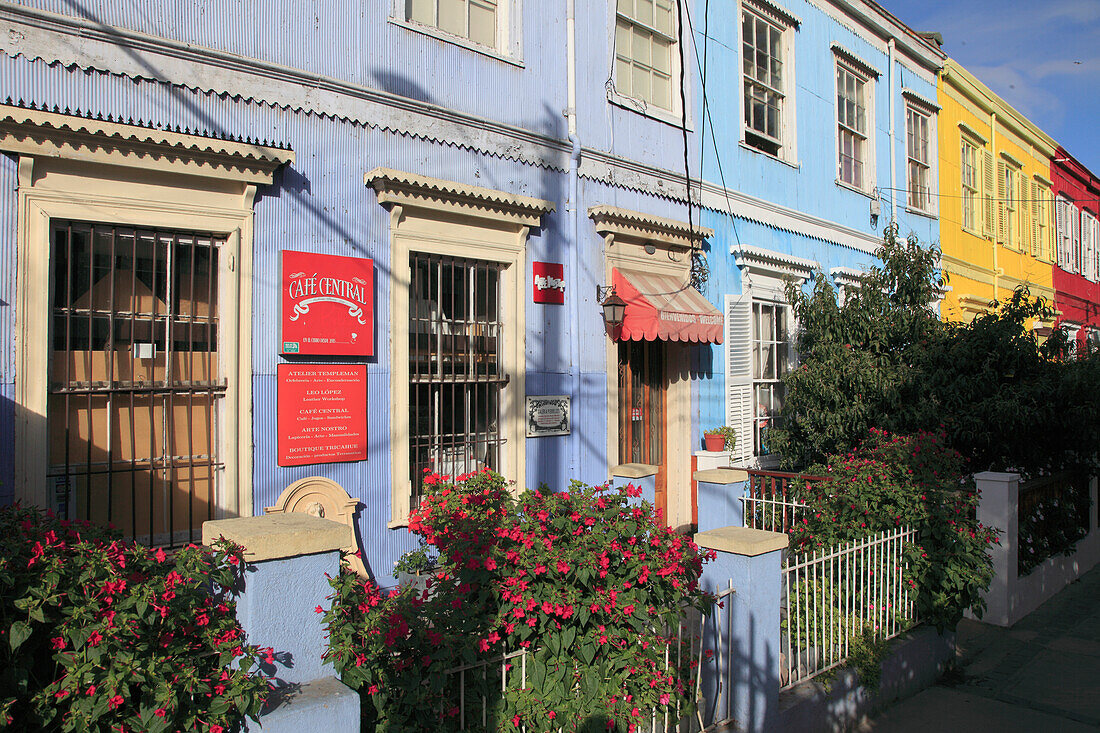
9 621 31 652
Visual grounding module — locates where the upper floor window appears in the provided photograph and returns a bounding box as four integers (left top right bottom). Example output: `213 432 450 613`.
406 0 502 51
742 2 795 158
614 0 677 113
997 158 1019 249
1055 195 1081 273
960 138 979 231
836 61 871 190
906 102 932 212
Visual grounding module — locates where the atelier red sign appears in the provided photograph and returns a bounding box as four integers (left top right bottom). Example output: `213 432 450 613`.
281 250 374 356
533 261 565 304
277 364 368 466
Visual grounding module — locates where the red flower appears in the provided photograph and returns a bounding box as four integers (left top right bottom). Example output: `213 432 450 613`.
154 709 166 718
314 605 324 614
108 694 124 710
50 636 65 650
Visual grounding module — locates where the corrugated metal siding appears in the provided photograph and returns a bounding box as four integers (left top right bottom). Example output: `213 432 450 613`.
0 18 716 571
9 0 568 137
0 153 15 505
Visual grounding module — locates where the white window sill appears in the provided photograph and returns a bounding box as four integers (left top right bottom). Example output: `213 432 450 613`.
388 17 525 68
834 178 875 199
739 140 799 169
606 89 692 131
610 462 659 479
905 205 937 220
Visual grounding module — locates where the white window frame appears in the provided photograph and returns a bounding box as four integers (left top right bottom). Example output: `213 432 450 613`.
391 0 523 63
905 100 935 214
1083 210 1099 282
3 108 291 520
960 136 980 232
740 0 799 164
834 57 874 194
726 246 816 468
367 168 551 526
611 0 681 121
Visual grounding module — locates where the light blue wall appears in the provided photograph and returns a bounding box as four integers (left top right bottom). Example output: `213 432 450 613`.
687 0 942 440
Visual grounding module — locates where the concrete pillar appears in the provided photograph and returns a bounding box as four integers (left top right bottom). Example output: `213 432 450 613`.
609 463 657 506
973 471 1020 627
203 514 360 732
693 468 749 532
695 526 788 733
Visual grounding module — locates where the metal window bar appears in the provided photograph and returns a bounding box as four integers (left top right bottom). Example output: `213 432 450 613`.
409 252 507 505
47 222 225 547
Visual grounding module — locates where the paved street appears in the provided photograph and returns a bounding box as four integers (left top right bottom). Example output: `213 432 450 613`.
860 565 1100 732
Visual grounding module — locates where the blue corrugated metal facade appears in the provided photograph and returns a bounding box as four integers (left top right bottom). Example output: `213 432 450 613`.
0 0 717 578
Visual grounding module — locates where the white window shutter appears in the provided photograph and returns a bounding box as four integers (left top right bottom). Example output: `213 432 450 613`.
996 161 1007 244
1030 179 1040 257
983 150 995 238
1018 172 1030 253
1072 205 1081 274
726 294 754 466
1056 199 1066 268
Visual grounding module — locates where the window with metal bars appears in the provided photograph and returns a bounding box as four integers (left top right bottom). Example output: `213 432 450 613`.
408 252 506 502
47 221 224 547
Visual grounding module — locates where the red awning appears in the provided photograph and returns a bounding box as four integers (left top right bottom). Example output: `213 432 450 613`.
612 268 723 344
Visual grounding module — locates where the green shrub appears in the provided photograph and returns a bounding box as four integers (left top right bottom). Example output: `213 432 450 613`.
322 470 715 732
0 505 270 732
788 430 998 631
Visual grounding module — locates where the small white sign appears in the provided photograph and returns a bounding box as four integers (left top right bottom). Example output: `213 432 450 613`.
525 395 571 437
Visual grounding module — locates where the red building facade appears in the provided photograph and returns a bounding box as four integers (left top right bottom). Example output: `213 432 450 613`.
1050 147 1100 354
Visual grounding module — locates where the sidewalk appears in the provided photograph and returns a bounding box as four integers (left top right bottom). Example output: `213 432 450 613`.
859 564 1100 732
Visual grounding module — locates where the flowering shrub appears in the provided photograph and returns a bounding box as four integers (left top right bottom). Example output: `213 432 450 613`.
323 470 714 732
0 505 271 732
789 429 998 631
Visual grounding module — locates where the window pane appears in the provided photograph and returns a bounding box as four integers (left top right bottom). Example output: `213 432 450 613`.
438 0 465 37
408 0 434 25
469 0 497 47
636 0 654 26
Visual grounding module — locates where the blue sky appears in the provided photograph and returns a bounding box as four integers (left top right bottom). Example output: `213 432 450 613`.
880 0 1100 174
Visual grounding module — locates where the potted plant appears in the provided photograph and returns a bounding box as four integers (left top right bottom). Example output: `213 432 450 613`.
703 426 736 452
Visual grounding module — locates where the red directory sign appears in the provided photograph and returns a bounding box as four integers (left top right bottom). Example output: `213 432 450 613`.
277 364 368 466
281 250 374 356
533 261 565 304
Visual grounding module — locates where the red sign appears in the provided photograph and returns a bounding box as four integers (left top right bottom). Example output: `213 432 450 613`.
278 364 368 466
281 250 374 356
533 262 565 305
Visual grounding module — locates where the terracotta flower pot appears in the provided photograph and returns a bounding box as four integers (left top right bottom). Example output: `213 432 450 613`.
704 433 726 452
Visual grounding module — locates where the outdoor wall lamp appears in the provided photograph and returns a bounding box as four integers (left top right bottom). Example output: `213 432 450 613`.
595 285 626 326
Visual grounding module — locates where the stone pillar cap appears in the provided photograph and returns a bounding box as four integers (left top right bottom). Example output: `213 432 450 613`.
694 526 789 556
202 514 353 562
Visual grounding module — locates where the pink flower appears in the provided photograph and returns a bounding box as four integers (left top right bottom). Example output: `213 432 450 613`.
154 709 166 718
210 726 225 733
86 631 103 647
368 684 379 695
154 548 166 563
512 715 522 728
548 711 557 720
314 605 324 614
108 694 124 710
50 637 65 650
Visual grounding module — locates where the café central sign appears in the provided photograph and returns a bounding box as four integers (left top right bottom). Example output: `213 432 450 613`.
281 250 374 356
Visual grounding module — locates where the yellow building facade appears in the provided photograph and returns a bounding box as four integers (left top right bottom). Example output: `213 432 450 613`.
937 60 1056 322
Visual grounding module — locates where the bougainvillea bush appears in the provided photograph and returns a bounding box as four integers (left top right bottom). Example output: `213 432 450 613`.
0 505 271 732
323 470 715 732
787 429 998 631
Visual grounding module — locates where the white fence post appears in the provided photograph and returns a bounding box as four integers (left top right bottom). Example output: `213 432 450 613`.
973 471 1020 627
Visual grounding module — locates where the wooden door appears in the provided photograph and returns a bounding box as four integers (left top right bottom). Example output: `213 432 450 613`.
618 340 667 518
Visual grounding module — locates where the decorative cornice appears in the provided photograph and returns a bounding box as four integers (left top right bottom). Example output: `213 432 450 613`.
366 167 554 227
587 205 713 250
829 265 867 289
0 102 293 183
831 43 880 79
746 0 802 28
734 245 818 282
901 87 939 112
